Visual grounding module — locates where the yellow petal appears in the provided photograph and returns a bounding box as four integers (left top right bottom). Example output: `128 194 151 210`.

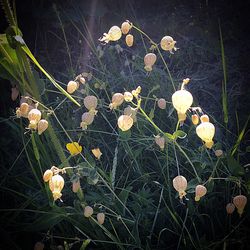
66 142 82 156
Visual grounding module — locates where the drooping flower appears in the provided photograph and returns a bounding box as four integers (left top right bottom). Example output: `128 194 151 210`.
92 148 102 160
173 175 187 199
118 115 134 131
49 174 65 201
195 185 207 201
200 114 209 123
131 86 141 98
155 135 165 150
66 142 82 156
160 36 177 53
191 114 199 125
109 93 124 109
72 179 81 193
99 26 122 43
226 203 235 214
125 34 134 47
37 119 48 135
43 169 53 182
121 21 132 34
157 98 167 109
28 108 41 123
124 92 133 102
144 53 157 71
84 206 94 218
80 112 95 130
79 77 86 84
67 80 79 94
97 212 105 225
233 195 247 217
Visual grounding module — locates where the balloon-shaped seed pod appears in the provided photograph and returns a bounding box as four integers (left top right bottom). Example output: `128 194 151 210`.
124 106 137 122
84 206 93 218
84 95 98 111
121 21 132 34
157 98 167 109
233 195 247 216
28 108 41 123
200 114 209 123
125 34 134 47
124 92 133 102
43 169 53 182
215 149 223 157
144 53 157 71
80 112 95 130
92 148 102 160
195 185 207 201
20 102 29 116
11 87 19 101
37 119 48 135
97 212 105 225
99 26 122 43
191 114 199 125
109 93 124 109
160 36 176 52
173 175 187 199
155 135 165 150
72 179 81 193
226 203 235 214
34 242 45 250
196 121 215 149
67 80 79 94
118 115 134 131
49 174 65 201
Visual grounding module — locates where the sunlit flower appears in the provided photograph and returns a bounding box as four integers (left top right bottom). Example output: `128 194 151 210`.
124 106 137 122
97 212 105 225
99 26 122 43
80 112 95 130
118 115 134 131
173 175 187 199
226 203 235 214
200 114 209 123
191 114 199 125
38 119 48 135
157 98 166 109
195 185 207 201
155 135 165 150
131 86 141 98
28 108 41 123
67 80 79 94
43 169 53 182
66 142 82 156
125 34 134 47
109 93 124 109
124 92 133 102
160 36 177 53
49 174 65 201
233 195 247 217
92 148 102 160
121 21 132 34
144 53 157 71
84 206 93 218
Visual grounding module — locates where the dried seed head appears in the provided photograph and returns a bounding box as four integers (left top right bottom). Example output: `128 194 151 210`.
79 77 86 84
43 169 53 182
118 115 134 131
196 122 215 149
38 119 48 135
157 98 167 109
84 95 98 111
99 26 122 43
109 93 124 109
20 102 30 116
215 149 223 157
97 212 105 225
155 135 165 150
191 114 199 125
173 175 187 199
144 53 157 71
233 195 247 216
121 21 131 34
92 148 102 160
28 108 41 123
49 174 65 201
200 114 209 123
125 34 134 47
72 179 81 193
124 106 137 122
11 87 19 101
160 36 176 52
80 112 95 130
226 203 235 214
84 206 93 218
124 92 133 102
34 241 45 250
195 185 207 201
67 80 79 94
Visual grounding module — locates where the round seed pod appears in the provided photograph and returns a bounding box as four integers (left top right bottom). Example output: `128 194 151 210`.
20 102 30 117
67 80 78 94
196 122 215 149
109 93 124 109
118 115 133 131
157 98 167 109
125 34 134 47
97 212 105 225
160 36 176 51
155 135 165 150
84 206 93 218
195 185 207 201
215 149 223 157
226 203 235 214
191 114 199 125
38 119 48 135
34 241 44 250
144 53 157 71
72 179 81 193
121 21 131 34
124 92 133 102
84 95 98 110
173 175 187 199
233 195 247 216
43 169 53 182
200 114 209 123
124 106 137 122
28 108 41 123
172 90 193 115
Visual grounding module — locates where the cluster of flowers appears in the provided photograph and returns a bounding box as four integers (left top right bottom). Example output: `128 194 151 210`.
16 96 48 134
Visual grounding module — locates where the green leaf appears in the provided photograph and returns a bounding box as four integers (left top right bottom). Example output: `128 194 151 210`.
80 239 91 250
119 129 131 140
87 168 99 185
173 130 187 140
227 156 244 176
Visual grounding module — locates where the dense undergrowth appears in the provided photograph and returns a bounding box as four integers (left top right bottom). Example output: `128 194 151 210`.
0 1 249 250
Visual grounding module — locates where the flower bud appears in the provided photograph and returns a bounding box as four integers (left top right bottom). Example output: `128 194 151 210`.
215 149 223 157
144 53 157 71
191 114 199 125
97 212 105 225
155 135 165 150
124 92 133 102
67 80 79 94
125 34 134 47
157 98 166 109
195 185 207 201
20 102 30 116
72 179 81 193
84 95 98 111
118 115 133 131
92 148 102 160
109 93 124 109
200 114 209 123
173 175 187 199
38 119 48 135
28 109 41 123
121 21 131 34
226 203 235 214
84 206 93 218
43 169 53 182
233 195 247 217
79 77 86 84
